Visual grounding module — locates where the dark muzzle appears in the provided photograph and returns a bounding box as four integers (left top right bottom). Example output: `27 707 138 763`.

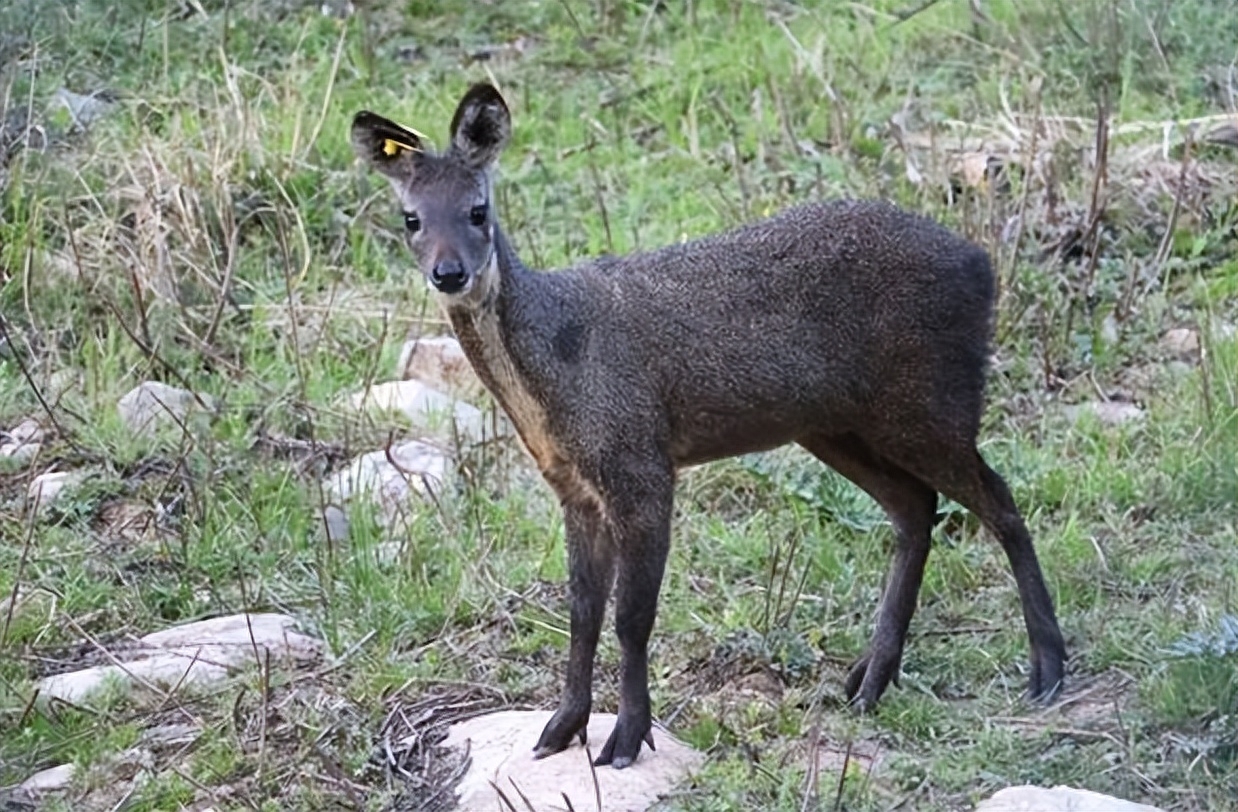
430 259 469 294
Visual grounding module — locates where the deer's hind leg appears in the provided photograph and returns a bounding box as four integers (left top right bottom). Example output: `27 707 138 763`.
798 432 939 710
887 445 1066 701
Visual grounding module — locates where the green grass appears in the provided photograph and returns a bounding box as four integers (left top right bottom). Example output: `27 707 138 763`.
2 0 1237 809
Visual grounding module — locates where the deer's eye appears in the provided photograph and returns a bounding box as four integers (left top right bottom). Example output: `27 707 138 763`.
403 212 421 234
469 204 488 227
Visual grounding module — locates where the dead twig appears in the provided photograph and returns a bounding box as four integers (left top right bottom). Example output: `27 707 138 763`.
832 739 853 812
2 490 40 649
1153 127 1196 286
889 0 945 25
1000 76 1043 307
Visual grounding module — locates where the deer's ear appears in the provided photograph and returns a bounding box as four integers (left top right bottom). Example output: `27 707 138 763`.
448 83 511 168
351 111 424 181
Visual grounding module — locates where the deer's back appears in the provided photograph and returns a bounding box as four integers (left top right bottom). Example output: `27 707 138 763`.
554 200 996 464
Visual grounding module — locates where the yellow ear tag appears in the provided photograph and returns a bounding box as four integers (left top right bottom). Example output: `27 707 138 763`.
382 138 408 157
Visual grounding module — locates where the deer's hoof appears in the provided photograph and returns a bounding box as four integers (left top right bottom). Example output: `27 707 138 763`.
532 704 589 759
592 713 655 769
844 650 900 711
1026 645 1066 703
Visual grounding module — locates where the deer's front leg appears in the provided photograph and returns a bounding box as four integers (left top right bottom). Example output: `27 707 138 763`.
593 462 673 769
534 499 614 759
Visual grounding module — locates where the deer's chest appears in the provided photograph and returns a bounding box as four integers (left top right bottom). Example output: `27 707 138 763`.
452 312 600 508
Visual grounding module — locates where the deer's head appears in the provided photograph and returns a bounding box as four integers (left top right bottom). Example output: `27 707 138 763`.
352 84 511 305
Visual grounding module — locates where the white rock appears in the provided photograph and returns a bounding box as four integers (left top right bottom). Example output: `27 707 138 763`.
136 612 321 653
1099 313 1119 346
349 380 490 445
975 785 1164 811
1 437 42 463
1092 401 1145 425
1 418 44 462
396 335 484 399
6 416 44 445
27 470 85 512
19 763 76 794
118 381 210 435
325 440 451 527
37 653 224 703
35 613 321 705
1161 327 1200 360
440 710 703 812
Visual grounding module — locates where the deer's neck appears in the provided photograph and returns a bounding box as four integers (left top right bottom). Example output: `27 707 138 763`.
449 225 550 355
446 226 563 472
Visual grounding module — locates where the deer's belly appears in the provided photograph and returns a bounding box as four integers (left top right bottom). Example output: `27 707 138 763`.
669 412 804 467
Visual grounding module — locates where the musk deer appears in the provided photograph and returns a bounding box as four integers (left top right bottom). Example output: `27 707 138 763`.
351 83 1066 769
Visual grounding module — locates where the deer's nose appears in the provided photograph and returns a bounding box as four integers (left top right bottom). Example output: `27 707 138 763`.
430 259 469 294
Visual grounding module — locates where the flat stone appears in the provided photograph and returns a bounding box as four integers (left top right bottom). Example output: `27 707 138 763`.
349 380 490 445
35 613 321 705
1161 327 1200 360
1099 313 1119 346
1 435 43 460
324 440 452 528
136 612 321 652
27 470 85 512
36 652 229 704
4 416 44 444
396 335 485 400
19 763 75 794
321 504 350 542
976 785 1164 811
118 381 210 435
441 710 703 812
